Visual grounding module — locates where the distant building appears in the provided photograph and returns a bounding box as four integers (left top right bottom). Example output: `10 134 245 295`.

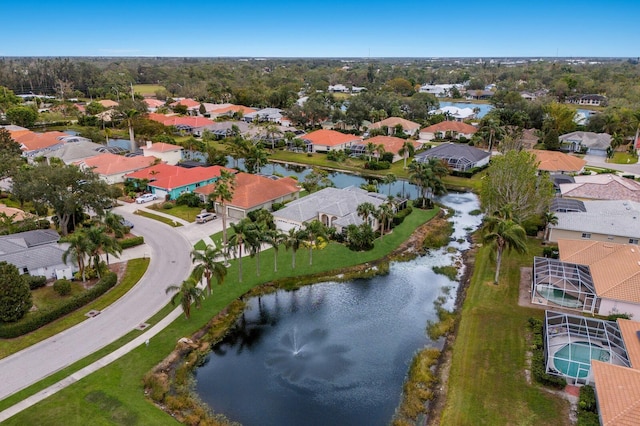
414 143 489 172
559 131 611 156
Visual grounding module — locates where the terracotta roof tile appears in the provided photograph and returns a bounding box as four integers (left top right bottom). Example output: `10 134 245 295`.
303 129 361 147
170 98 200 108
593 361 640 425
10 130 67 152
369 117 420 131
358 136 419 155
195 173 300 209
618 319 640 370
421 121 478 134
74 153 157 176
529 149 587 172
141 142 183 153
210 105 257 115
559 239 640 303
147 113 214 128
97 99 119 108
125 164 234 190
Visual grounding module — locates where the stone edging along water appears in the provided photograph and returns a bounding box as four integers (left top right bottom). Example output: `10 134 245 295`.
143 209 465 424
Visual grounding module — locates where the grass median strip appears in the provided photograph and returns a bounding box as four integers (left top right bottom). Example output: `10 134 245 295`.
134 210 183 227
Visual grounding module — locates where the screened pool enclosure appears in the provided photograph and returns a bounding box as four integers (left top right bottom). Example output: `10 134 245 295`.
544 311 630 385
531 257 598 313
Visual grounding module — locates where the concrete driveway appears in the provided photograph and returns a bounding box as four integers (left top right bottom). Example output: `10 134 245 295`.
0 207 193 400
583 154 640 176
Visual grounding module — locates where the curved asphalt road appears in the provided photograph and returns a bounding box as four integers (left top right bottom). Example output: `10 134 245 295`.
0 210 193 400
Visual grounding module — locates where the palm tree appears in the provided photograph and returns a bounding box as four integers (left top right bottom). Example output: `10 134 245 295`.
301 220 327 266
365 142 377 162
542 211 558 242
481 118 502 155
209 170 236 252
85 225 121 275
191 245 227 295
61 230 91 282
283 228 303 269
374 144 386 162
382 173 397 196
264 228 286 273
124 109 139 153
377 202 394 238
245 144 268 174
228 219 252 282
398 140 415 169
408 160 447 208
244 221 265 276
356 202 377 229
102 211 127 238
165 277 204 319
482 215 528 284
226 136 251 168
264 124 282 150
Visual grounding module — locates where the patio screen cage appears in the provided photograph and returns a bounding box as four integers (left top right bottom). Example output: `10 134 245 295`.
532 257 598 313
544 310 630 385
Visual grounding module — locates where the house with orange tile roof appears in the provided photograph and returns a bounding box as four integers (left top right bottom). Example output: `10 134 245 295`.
560 174 640 202
207 104 257 119
141 141 183 165
302 129 362 152
147 113 217 136
533 239 640 317
74 153 158 184
353 136 420 162
124 163 234 200
528 149 586 173
97 99 119 108
369 117 421 137
419 121 478 141
9 129 68 156
143 99 166 112
194 173 300 219
0 205 32 222
170 98 201 114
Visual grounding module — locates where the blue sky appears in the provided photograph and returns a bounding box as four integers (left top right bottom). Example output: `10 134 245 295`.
2 1 638 57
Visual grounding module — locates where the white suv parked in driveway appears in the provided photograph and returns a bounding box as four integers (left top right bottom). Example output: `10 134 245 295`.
135 193 158 204
195 212 217 223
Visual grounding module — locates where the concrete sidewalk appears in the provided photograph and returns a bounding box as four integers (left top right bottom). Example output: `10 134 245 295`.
0 306 184 422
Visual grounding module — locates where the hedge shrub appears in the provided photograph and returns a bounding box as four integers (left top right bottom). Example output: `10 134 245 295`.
393 205 413 226
119 236 145 249
53 279 72 296
25 275 47 290
0 272 117 338
528 317 567 389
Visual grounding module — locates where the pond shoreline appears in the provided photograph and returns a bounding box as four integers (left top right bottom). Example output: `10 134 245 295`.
145 209 455 424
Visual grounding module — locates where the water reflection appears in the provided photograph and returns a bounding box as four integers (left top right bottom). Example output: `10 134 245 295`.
194 193 481 426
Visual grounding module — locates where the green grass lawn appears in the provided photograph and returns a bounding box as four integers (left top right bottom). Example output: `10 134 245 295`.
134 210 183 227
132 84 166 96
0 259 149 359
149 204 203 223
609 152 638 165
2 208 437 425
440 239 570 425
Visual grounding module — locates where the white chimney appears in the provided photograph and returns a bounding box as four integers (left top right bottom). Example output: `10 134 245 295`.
146 141 152 149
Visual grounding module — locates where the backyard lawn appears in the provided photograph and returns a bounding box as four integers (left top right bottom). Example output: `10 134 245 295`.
2 207 437 425
440 238 570 425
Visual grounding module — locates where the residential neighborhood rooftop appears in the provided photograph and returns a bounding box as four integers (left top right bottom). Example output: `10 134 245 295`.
558 239 640 304
302 129 362 147
560 174 640 202
420 121 478 134
592 361 640 426
549 200 640 238
529 149 587 173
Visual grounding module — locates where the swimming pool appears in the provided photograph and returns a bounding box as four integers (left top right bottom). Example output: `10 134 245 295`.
553 341 610 379
535 285 583 309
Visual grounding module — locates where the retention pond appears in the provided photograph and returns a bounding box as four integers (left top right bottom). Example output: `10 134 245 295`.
194 192 481 425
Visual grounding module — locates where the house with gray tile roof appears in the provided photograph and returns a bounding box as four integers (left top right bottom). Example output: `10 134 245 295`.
273 186 384 233
414 143 490 171
547 200 640 245
560 131 611 156
42 140 105 164
0 230 74 279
